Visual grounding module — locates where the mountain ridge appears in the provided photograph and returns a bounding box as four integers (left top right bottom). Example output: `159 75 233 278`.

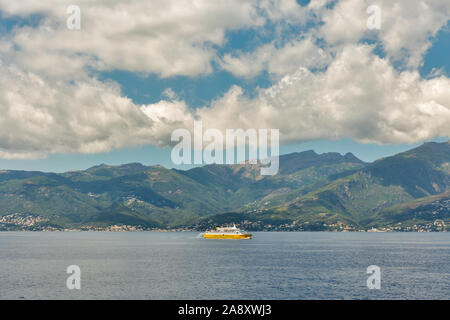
0 142 448 231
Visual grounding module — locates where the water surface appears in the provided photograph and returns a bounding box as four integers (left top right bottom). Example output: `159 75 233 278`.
0 232 449 299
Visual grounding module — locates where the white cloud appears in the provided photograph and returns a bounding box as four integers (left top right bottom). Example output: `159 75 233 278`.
220 37 331 78
378 0 450 68
0 62 194 158
258 0 307 22
199 45 450 144
319 0 368 45
318 0 450 68
221 0 450 76
0 0 449 159
0 0 264 78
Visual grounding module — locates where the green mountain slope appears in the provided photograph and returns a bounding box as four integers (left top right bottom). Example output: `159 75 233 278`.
230 141 450 229
0 141 448 230
369 190 450 230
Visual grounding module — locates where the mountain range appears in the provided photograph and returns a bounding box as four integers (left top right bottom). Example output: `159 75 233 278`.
0 141 449 231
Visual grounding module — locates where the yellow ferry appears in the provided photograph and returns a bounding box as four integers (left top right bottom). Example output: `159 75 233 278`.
202 225 252 239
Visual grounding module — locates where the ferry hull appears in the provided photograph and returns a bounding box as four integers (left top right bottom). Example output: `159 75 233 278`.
203 233 252 239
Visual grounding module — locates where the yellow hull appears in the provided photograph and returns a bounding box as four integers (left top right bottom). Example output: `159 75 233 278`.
203 233 252 239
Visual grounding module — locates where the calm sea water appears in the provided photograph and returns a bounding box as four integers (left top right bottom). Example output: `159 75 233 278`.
0 232 449 300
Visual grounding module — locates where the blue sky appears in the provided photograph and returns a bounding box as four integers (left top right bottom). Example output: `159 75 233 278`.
0 1 448 172
0 138 447 173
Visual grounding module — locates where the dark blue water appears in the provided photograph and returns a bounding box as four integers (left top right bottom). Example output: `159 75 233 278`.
0 232 449 299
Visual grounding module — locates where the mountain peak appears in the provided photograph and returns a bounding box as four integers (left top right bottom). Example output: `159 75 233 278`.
300 150 318 156
118 162 146 169
344 152 363 163
278 149 363 174
400 141 450 165
86 163 110 170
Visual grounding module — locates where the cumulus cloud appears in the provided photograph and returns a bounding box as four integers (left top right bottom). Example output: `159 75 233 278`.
220 37 331 79
221 0 450 76
317 0 450 68
0 0 264 77
199 45 450 144
377 0 450 68
0 62 193 158
0 0 449 159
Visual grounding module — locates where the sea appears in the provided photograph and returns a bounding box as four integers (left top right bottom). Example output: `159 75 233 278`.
0 232 449 300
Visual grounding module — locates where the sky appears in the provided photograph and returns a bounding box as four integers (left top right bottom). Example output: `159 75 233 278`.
0 0 449 172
